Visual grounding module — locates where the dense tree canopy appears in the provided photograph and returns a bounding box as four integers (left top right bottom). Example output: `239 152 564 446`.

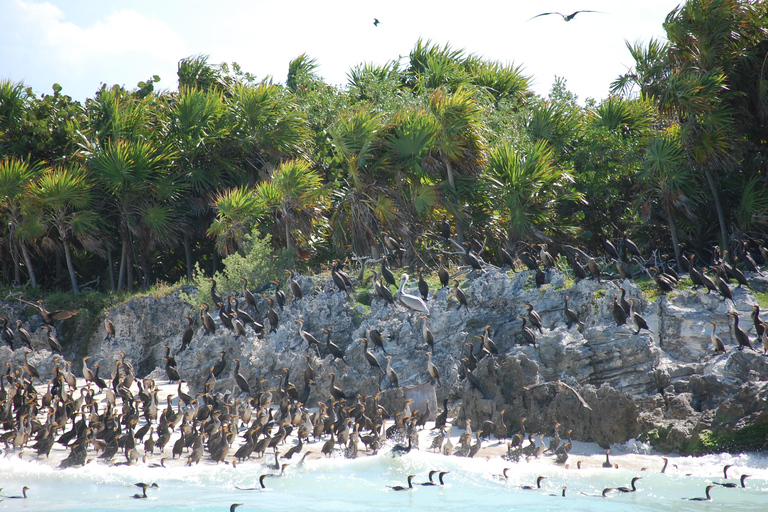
1 1 767 293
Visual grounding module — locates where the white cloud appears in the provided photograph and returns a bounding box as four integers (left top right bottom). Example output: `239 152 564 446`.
1 0 186 98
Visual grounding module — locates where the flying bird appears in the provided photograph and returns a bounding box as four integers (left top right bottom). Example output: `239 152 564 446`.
528 10 600 22
523 380 593 410
373 18 380 26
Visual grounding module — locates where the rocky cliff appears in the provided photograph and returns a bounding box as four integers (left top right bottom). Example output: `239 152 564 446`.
4 268 768 454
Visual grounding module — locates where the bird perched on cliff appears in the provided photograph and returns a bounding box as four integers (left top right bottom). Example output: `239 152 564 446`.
523 380 592 410
452 280 468 310
563 296 584 330
427 352 441 387
525 303 543 333
398 274 430 315
612 295 627 326
728 312 752 350
628 298 651 335
706 322 726 354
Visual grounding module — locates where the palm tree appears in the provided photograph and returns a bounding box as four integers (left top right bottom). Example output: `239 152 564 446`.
29 165 99 293
163 86 230 280
428 86 486 242
207 186 261 256
638 136 699 268
227 82 311 177
0 157 43 286
612 0 767 250
404 39 469 92
287 53 321 93
252 159 326 251
327 108 402 256
86 138 178 291
486 140 583 240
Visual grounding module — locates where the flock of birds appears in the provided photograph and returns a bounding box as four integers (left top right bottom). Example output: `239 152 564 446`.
1 221 768 508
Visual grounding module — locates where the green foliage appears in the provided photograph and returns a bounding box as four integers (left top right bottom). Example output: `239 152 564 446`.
487 140 584 238
685 422 768 455
182 230 295 309
287 53 321 93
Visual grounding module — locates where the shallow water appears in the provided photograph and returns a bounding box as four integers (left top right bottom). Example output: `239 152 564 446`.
1 448 766 512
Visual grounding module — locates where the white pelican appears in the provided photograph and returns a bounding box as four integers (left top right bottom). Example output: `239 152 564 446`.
398 274 430 315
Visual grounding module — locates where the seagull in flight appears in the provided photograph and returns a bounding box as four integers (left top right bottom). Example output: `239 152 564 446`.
528 11 600 22
373 18 380 26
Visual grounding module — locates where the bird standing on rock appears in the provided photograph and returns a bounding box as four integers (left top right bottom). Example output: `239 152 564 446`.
427 352 441 387
453 279 468 310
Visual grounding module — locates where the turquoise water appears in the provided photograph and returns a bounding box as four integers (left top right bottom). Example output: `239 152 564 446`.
1 448 766 511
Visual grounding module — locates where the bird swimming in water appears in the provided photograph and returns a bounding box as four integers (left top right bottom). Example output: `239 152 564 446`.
389 475 415 491
528 10 600 22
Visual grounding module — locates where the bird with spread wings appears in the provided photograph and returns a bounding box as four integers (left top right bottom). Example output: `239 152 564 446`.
523 380 593 410
528 11 601 22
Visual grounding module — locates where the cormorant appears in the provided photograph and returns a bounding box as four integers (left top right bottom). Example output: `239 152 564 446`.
417 268 429 301
288 270 303 302
440 214 451 239
233 359 251 395
14 320 33 350
521 476 546 489
728 312 752 350
705 322 726 354
525 303 543 333
41 325 63 354
266 298 279 334
685 485 714 501
389 475 415 491
385 356 399 388
520 317 536 347
612 295 627 326
452 280 468 310
362 338 385 375
427 352 441 387
437 255 450 288
200 303 216 335
602 449 612 468
563 296 583 330
240 277 261 315
104 312 116 340
180 316 194 353
368 328 387 353
324 329 347 363
629 299 651 335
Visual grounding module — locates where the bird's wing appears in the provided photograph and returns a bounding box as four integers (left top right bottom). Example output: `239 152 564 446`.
523 381 556 391
557 381 593 410
528 12 562 21
51 309 79 320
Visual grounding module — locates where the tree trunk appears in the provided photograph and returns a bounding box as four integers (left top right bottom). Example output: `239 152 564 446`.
63 241 80 294
283 204 292 251
126 245 134 293
667 210 683 271
445 158 456 191
107 250 115 292
118 236 128 292
21 243 37 288
184 233 193 282
703 166 728 250
443 156 465 245
9 236 21 286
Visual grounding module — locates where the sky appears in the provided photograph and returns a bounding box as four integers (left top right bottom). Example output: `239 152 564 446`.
0 0 684 103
